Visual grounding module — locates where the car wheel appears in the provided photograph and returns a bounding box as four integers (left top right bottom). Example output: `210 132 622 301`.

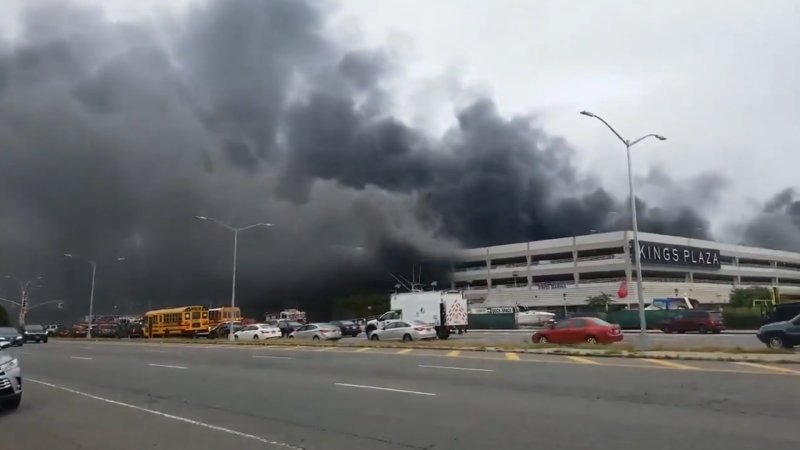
767 335 785 349
661 326 671 334
536 336 549 344
365 327 376 339
43 338 48 343
312 335 320 341
253 335 259 340
370 334 380 341
585 336 598 344
1 394 21 410
234 335 239 341
402 334 412 342
698 325 707 334
712 330 721 334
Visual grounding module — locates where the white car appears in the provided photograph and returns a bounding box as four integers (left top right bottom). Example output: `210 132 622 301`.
0 341 22 409
368 320 437 342
233 323 281 341
289 323 342 341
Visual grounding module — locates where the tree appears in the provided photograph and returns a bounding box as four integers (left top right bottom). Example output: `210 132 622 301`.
729 287 772 308
0 305 9 327
586 292 614 312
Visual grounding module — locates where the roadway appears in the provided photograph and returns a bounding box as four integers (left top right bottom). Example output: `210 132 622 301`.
4 340 799 450
452 329 763 349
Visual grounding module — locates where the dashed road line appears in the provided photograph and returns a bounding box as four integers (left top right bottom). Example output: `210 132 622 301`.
148 363 188 370
564 356 601 365
314 347 335 352
736 362 800 374
504 352 521 361
252 355 296 360
396 349 413 354
70 356 93 360
28 379 304 449
335 383 436 396
355 347 372 353
644 359 700 370
418 365 494 372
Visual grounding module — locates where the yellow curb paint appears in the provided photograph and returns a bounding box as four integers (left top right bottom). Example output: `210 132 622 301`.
355 347 372 353
736 362 800 374
564 356 601 365
447 350 461 357
643 359 700 370
397 349 413 354
505 352 521 361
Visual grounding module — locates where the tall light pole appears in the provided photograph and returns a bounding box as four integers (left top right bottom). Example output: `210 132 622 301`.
65 254 125 338
195 216 273 341
3 275 44 326
580 110 666 348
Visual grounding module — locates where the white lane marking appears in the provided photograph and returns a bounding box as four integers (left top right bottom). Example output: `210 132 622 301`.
334 383 436 396
81 346 95 350
27 379 304 449
147 363 187 370
17 351 32 355
142 349 168 353
70 356 93 360
252 355 295 360
418 364 494 372
736 362 800 374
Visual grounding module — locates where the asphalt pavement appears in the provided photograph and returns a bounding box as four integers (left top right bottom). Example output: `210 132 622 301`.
4 340 799 450
456 329 763 349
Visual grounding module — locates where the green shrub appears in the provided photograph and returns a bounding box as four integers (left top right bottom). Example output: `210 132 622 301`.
722 307 763 329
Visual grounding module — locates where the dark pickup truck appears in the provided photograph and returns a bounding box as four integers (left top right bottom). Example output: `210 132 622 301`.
21 324 49 343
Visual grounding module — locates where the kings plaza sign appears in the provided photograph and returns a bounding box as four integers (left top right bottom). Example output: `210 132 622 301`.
630 241 721 269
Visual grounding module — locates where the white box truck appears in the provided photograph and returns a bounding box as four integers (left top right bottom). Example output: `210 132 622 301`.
365 291 468 339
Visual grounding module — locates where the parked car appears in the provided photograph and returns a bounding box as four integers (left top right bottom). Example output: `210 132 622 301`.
44 324 60 336
762 301 800 325
289 323 342 341
0 327 23 347
660 310 725 334
756 313 800 349
368 320 436 342
0 341 22 409
233 323 281 340
532 317 622 345
330 320 361 337
207 322 244 340
21 324 48 343
277 320 304 338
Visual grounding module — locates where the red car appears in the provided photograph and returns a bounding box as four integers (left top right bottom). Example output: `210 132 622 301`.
532 317 623 345
660 310 724 334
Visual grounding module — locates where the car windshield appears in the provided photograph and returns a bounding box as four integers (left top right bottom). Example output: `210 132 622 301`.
25 325 44 331
0 327 18 334
337 320 355 325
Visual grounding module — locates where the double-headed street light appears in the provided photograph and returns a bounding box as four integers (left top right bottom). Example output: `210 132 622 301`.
64 254 126 338
195 216 273 341
580 110 667 348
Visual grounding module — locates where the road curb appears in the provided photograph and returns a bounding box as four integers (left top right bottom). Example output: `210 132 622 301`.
53 337 799 365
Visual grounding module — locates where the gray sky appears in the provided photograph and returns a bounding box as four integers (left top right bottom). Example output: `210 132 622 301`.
332 0 800 234
3 0 799 237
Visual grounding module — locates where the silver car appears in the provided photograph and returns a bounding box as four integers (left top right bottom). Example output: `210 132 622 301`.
369 320 437 342
0 341 22 410
289 323 342 341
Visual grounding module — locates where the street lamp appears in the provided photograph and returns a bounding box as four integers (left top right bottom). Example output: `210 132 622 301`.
64 254 126 338
580 110 667 348
3 275 44 326
195 216 273 341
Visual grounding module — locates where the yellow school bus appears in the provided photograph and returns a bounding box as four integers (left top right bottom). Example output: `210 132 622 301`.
208 306 242 328
143 306 209 338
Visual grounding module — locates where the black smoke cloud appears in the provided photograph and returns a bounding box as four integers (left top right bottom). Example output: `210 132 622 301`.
742 188 800 251
0 0 710 321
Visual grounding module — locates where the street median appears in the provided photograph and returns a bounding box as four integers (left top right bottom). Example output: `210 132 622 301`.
55 336 800 364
